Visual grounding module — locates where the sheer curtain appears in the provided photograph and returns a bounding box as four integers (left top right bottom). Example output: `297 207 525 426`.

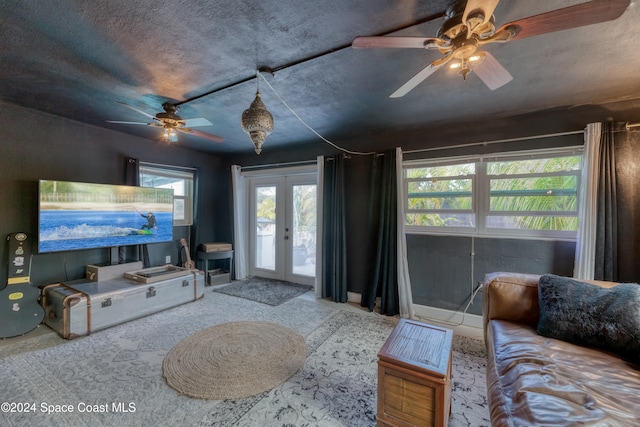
574 123 601 280
395 147 415 319
231 165 248 280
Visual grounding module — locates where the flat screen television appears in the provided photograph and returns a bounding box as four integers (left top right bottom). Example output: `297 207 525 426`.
38 180 174 253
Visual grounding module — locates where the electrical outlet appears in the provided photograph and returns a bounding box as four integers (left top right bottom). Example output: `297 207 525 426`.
165 255 171 264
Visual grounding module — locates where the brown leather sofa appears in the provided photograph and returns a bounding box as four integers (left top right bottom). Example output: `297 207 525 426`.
483 272 640 427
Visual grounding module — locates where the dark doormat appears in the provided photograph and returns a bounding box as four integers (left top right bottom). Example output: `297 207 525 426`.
212 277 313 306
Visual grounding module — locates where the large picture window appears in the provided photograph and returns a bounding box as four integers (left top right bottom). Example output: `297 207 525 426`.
139 164 196 226
404 149 581 240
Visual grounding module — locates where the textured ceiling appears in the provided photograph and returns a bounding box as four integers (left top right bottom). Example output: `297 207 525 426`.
2 0 640 155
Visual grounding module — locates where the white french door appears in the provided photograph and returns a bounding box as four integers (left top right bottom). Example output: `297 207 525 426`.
248 172 317 286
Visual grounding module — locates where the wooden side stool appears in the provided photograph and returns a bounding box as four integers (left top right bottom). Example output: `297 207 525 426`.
377 319 453 427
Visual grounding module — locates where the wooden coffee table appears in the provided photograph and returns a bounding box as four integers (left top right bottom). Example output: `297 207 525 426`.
377 319 453 427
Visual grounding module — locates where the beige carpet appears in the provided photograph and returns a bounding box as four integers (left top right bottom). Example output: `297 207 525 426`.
162 320 308 400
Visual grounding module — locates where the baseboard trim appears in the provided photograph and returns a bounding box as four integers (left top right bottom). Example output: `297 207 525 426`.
347 292 362 304
346 292 483 329
347 293 383 308
412 304 483 329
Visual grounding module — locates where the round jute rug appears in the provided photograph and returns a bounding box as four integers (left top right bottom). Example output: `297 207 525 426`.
162 321 307 400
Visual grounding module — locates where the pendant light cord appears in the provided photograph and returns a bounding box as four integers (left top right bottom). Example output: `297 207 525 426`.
258 72 375 156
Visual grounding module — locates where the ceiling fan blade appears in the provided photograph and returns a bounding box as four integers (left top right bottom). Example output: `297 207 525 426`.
463 0 500 26
115 101 157 120
183 117 213 127
177 128 224 143
106 120 151 125
473 51 513 90
390 56 452 98
352 36 443 49
498 0 630 42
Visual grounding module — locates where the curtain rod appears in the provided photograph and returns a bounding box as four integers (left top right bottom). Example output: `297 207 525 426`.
240 159 317 171
403 130 584 155
324 152 385 160
240 129 584 170
135 160 197 172
625 122 640 130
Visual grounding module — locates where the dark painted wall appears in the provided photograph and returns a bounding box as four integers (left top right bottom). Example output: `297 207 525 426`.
407 235 576 315
224 114 586 310
5 98 635 319
0 101 227 287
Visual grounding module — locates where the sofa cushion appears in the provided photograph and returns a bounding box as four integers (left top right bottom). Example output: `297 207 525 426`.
487 319 640 427
537 274 640 363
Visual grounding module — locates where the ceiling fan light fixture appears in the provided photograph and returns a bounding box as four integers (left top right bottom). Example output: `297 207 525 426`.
450 52 486 76
163 127 177 142
459 65 472 80
241 73 274 154
107 101 224 144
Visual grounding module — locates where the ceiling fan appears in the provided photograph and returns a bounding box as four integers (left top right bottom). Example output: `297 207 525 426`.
352 0 631 98
107 101 224 143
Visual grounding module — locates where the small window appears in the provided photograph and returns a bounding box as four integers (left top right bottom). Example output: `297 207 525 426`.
486 155 580 237
406 162 475 229
139 164 195 226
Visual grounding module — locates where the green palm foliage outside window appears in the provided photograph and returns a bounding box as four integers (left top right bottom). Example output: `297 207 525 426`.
487 156 580 231
406 162 475 227
405 152 581 238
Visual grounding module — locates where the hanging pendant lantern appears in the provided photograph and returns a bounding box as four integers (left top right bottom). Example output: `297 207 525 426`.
241 71 274 154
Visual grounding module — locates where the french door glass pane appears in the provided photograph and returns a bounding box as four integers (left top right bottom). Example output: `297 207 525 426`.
291 184 316 277
255 186 276 271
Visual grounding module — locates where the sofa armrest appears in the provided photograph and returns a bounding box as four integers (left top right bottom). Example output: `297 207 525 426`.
482 272 541 344
481 272 622 345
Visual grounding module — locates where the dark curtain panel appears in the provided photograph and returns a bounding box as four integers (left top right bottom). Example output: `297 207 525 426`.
362 149 399 316
612 123 640 282
124 157 149 267
321 155 348 302
595 122 617 281
124 157 140 186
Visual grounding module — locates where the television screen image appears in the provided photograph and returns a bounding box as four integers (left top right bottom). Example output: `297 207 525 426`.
38 180 174 253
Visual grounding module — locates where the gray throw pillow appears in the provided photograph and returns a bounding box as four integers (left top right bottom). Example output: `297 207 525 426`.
537 274 640 364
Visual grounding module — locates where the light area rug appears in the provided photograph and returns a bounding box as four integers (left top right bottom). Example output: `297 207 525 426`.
212 277 313 306
0 289 490 427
